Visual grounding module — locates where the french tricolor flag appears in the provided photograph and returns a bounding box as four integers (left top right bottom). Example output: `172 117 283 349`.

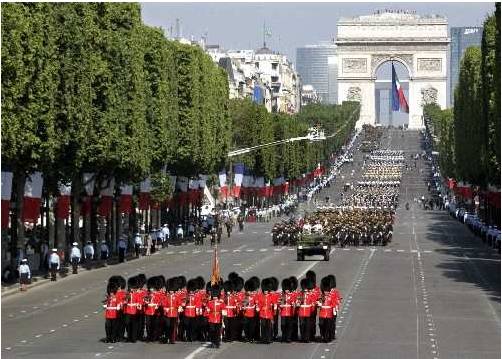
392 63 409 113
232 163 244 198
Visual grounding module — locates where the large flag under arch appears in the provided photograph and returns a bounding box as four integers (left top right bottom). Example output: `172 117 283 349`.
391 63 409 113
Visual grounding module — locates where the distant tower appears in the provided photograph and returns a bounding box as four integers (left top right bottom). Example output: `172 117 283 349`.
175 18 182 39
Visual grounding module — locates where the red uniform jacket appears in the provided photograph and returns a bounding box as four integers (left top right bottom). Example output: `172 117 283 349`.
243 292 259 318
184 292 202 318
318 294 336 318
223 293 240 318
279 292 295 317
206 299 224 324
144 290 163 316
116 289 127 309
124 291 143 315
330 289 342 310
104 294 120 319
258 292 275 320
298 291 316 317
162 292 181 318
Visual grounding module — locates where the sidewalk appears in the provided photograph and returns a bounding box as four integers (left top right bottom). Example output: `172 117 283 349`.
0 250 154 299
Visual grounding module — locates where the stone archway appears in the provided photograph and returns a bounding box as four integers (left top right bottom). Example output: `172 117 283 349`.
335 11 449 129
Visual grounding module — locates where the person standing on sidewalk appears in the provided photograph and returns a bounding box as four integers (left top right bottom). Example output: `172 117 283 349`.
70 242 81 274
118 238 127 263
162 224 170 248
134 233 142 258
84 241 95 266
18 258 31 291
100 240 110 263
49 249 60 281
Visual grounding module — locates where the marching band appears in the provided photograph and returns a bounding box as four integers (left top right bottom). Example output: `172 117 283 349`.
102 270 341 347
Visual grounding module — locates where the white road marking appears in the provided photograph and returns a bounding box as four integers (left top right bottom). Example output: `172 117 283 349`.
220 249 228 253
356 248 364 251
246 249 255 252
287 248 295 251
5 347 11 350
252 231 258 234
259 248 267 252
410 250 418 253
423 250 432 253
274 248 282 251
184 343 210 359
166 251 174 255
343 248 350 251
206 250 212 253
35 334 42 338
62 324 68 327
20 340 27 343
384 249 392 252
179 251 187 254
396 249 405 252
233 249 241 252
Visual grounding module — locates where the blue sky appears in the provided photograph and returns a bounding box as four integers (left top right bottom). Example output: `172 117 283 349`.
141 2 495 61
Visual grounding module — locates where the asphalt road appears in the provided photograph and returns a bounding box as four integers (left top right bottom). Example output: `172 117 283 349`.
2 129 500 359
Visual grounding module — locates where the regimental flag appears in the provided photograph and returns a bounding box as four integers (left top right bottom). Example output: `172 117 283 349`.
1 172 13 229
391 63 409 113
210 244 221 286
23 172 43 223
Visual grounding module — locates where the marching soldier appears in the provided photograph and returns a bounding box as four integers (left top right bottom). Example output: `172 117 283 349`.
318 276 336 342
162 277 183 344
123 276 141 343
222 280 239 342
306 270 320 341
104 282 121 343
243 277 259 342
289 276 300 341
270 277 280 340
258 278 274 344
70 242 81 274
144 276 162 342
279 278 294 342
206 285 224 348
183 279 199 342
48 249 60 281
298 278 313 342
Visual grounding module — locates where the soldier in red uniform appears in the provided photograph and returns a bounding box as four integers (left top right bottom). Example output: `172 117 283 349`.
306 270 320 341
269 277 280 340
136 274 147 341
318 276 337 342
258 278 275 344
104 282 121 343
176 276 187 341
124 276 143 343
206 285 224 348
298 278 316 342
194 276 207 341
144 276 164 342
222 280 238 342
289 276 300 341
183 279 200 342
242 277 259 342
161 277 182 344
233 276 245 341
279 278 294 342
328 275 342 340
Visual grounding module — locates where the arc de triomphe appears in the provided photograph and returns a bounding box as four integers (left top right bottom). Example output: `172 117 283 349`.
335 12 449 129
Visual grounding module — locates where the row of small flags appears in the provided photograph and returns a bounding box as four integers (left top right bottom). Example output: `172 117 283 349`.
0 165 325 228
219 163 324 199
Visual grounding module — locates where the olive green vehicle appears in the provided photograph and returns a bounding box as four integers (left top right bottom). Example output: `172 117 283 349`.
296 234 331 261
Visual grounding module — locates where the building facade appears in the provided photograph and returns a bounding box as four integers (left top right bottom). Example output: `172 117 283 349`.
449 27 482 106
207 46 301 114
296 43 338 104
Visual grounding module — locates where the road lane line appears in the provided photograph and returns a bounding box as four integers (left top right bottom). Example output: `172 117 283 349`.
184 343 211 359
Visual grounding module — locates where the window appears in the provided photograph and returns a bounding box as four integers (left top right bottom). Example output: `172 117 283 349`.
255 62 259 68
272 63 278 70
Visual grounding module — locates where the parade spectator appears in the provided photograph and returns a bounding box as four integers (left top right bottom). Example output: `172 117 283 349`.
118 238 127 263
84 241 95 263
100 240 110 262
18 258 31 291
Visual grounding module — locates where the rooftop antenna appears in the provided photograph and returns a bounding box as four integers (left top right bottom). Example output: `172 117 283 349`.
175 18 182 39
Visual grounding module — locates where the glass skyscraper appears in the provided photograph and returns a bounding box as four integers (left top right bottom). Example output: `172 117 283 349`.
296 43 337 104
450 27 482 106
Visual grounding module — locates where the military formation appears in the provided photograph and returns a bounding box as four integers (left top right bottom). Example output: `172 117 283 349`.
102 270 341 348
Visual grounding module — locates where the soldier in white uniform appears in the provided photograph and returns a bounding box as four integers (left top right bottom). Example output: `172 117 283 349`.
49 249 60 281
18 258 31 291
100 240 110 262
70 242 81 274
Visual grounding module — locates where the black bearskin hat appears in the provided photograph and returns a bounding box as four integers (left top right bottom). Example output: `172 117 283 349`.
233 277 244 292
289 276 298 291
178 276 187 289
281 278 291 291
328 274 336 289
321 276 331 292
107 282 118 295
228 272 239 282
270 277 279 291
223 280 233 293
306 270 316 286
300 278 308 291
